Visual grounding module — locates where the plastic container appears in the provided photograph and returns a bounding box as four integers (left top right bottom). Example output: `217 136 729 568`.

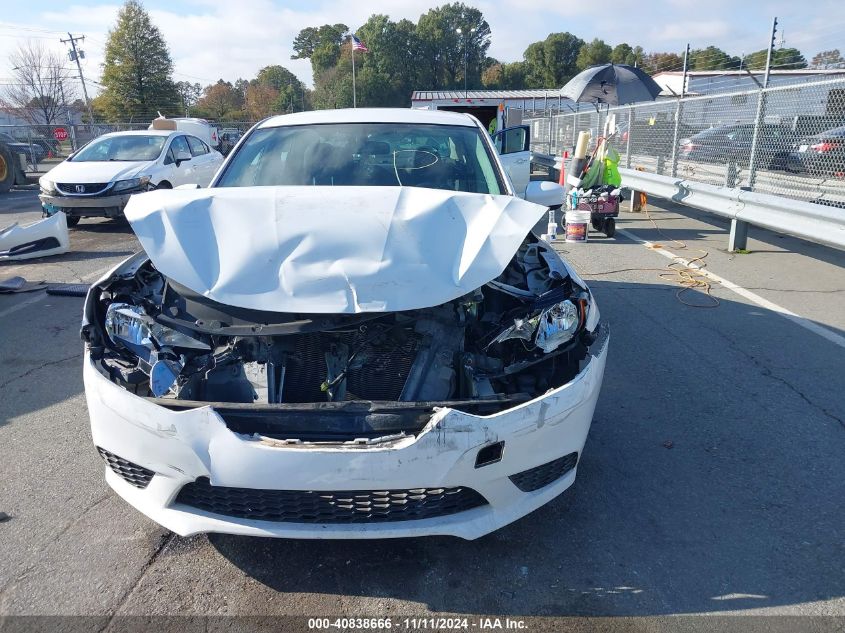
565 210 591 243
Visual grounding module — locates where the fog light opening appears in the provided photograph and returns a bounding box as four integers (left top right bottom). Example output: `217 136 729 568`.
475 441 505 468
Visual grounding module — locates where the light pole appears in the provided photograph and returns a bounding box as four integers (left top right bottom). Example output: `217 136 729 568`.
455 27 476 98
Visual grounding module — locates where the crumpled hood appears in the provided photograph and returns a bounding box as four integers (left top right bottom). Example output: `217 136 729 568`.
124 186 547 314
45 159 151 184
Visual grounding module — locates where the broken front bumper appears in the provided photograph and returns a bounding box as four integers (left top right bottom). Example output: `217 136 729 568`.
85 326 609 540
40 192 133 218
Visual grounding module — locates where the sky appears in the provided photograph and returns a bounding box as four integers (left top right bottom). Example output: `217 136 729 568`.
1 0 843 97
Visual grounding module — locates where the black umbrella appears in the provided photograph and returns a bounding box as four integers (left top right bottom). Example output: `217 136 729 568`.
560 63 662 106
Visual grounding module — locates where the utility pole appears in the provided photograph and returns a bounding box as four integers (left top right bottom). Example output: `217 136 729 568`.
61 33 95 126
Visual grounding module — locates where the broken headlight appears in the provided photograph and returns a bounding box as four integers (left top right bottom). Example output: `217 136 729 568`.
491 299 581 353
534 300 579 353
105 303 210 396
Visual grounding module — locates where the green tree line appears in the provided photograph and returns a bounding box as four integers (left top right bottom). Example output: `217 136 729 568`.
93 0 817 122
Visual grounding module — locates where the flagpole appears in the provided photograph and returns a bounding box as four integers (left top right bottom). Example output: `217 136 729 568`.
351 38 357 109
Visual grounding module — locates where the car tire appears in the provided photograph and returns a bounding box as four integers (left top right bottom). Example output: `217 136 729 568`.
155 181 172 189
0 143 16 193
64 214 81 228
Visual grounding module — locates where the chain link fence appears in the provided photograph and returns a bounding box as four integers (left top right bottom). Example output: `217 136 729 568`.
525 77 845 208
0 121 260 179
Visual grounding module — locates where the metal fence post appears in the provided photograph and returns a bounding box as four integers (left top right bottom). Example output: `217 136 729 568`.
625 107 633 169
747 90 768 190
747 17 777 191
729 218 749 251
670 100 684 177
670 44 689 178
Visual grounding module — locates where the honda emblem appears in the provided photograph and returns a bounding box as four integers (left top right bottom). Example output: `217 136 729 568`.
75 185 85 193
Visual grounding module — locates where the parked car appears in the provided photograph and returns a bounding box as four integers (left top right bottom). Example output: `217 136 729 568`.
0 132 47 165
678 123 799 170
617 119 703 156
219 128 244 155
38 129 224 226
786 124 845 176
82 108 608 540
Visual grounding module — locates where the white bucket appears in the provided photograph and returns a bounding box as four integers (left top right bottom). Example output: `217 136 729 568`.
565 210 591 243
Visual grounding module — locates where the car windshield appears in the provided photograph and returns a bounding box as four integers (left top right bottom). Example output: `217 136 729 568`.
71 135 166 162
216 122 503 195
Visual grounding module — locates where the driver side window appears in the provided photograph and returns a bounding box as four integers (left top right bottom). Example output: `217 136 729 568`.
166 136 191 165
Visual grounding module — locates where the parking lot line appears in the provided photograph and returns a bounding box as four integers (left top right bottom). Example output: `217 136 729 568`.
617 227 845 350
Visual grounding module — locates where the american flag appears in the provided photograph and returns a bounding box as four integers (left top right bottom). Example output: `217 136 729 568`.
351 34 369 52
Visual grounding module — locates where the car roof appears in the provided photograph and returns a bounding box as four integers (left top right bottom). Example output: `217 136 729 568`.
257 108 479 129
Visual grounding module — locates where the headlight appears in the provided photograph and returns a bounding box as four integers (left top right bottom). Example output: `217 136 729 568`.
105 303 210 396
112 176 151 192
490 299 582 353
39 177 56 194
535 300 579 353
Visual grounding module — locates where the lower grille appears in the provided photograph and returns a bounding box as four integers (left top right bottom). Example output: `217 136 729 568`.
174 478 488 523
97 447 154 488
57 182 110 195
509 452 578 492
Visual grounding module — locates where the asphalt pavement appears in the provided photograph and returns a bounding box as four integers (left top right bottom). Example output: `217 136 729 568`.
1 189 843 626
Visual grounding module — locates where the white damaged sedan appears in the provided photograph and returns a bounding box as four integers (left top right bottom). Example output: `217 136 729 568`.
82 108 608 540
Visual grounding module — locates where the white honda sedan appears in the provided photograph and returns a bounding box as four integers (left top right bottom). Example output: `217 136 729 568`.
39 129 223 226
82 108 608 540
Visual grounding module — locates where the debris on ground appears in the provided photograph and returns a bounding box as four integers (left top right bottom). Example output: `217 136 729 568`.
0 276 47 293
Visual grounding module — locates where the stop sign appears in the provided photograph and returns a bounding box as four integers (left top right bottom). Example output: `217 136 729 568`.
53 127 68 141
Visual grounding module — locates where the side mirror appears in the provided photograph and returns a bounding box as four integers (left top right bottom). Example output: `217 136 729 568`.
174 183 200 190
524 181 565 207
175 149 192 166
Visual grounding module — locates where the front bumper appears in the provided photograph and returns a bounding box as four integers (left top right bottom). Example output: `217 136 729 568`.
85 326 609 540
39 192 133 217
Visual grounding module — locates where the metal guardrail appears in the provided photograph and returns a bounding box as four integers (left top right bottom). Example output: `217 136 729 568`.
619 167 845 251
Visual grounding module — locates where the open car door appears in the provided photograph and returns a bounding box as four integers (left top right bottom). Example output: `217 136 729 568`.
493 125 531 198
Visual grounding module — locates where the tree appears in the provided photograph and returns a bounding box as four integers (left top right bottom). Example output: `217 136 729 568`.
810 49 845 69
523 32 583 88
611 43 644 67
482 61 526 89
245 83 279 119
576 38 612 70
100 0 179 120
416 3 491 89
292 23 349 78
641 52 684 74
175 81 202 116
310 65 353 110
196 80 241 119
688 46 740 71
254 65 306 112
743 47 806 70
1 41 77 125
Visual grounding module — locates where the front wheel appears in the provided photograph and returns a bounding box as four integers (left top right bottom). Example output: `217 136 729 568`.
0 143 16 193
64 214 81 227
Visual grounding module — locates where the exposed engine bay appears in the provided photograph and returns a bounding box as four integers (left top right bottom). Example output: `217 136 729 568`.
83 237 599 431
